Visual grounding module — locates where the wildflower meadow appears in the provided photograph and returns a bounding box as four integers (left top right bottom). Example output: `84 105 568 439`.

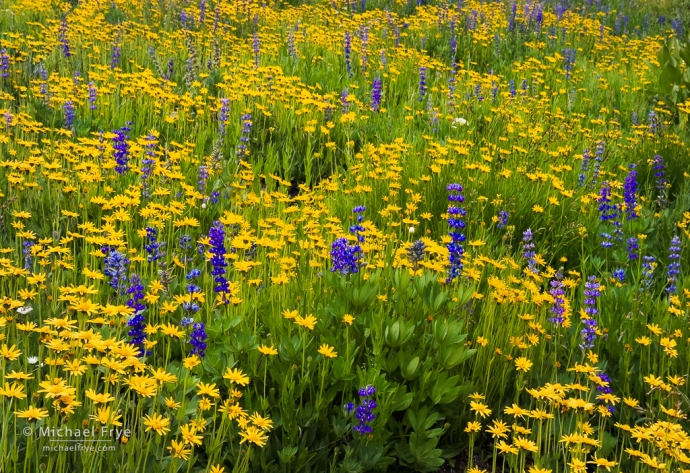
1 0 690 472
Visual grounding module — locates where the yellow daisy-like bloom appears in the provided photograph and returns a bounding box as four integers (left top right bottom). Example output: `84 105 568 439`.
486 419 509 439
514 357 533 372
249 412 273 431
196 382 221 399
239 426 269 447
180 424 203 446
318 344 337 358
294 314 317 330
0 344 21 361
182 355 201 370
90 406 122 426
15 406 49 421
469 401 492 418
165 397 181 410
258 345 278 356
85 389 116 404
143 412 171 436
223 367 250 386
464 421 481 433
167 439 191 460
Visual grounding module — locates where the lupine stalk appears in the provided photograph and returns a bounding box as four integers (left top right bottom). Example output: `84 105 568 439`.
623 164 639 220
580 276 600 350
209 221 230 303
446 183 466 283
667 236 681 294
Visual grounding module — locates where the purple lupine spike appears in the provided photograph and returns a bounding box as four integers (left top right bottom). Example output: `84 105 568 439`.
209 220 230 303
371 76 382 112
667 236 682 294
446 184 466 283
548 268 565 326
623 164 639 220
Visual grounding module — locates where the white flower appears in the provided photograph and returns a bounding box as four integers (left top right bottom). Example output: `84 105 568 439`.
27 356 39 365
408 227 415 234
17 306 33 315
452 117 468 127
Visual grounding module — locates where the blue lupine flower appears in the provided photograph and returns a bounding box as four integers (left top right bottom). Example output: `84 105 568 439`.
0 49 9 78
548 269 565 326
330 238 362 275
111 42 121 69
583 276 600 318
198 164 209 193
287 30 297 63
596 372 615 413
113 123 132 174
22 241 35 270
592 141 604 186
186 284 201 294
578 148 591 186
344 32 352 77
474 83 483 102
653 155 667 208
360 26 369 72
350 385 376 435
209 220 230 303
350 206 366 242
522 228 538 275
419 66 427 101
612 268 625 283
623 164 639 220
446 183 466 283
126 274 148 354
627 237 639 261
88 82 97 110
63 100 75 129
219 98 230 136
563 48 576 80
648 109 660 135
598 181 618 223
59 16 71 58
103 248 130 296
371 76 382 112
600 232 614 249
252 32 260 69
579 276 600 350
236 113 252 161
145 227 165 262
497 210 508 229
142 134 156 197
667 236 681 294
179 235 193 250
642 255 655 291
189 322 207 357
186 268 201 280
166 59 174 81
180 316 195 327
341 88 350 113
